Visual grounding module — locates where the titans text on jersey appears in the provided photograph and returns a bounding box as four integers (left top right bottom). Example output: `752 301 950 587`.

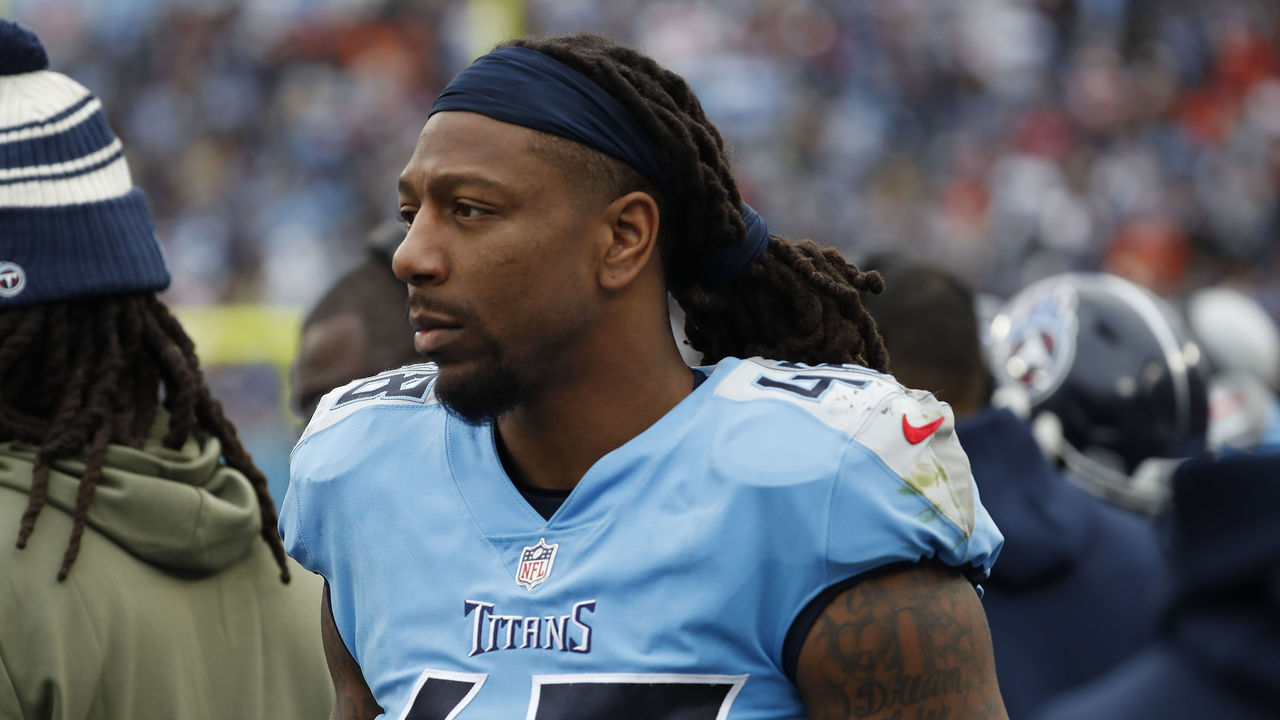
282 357 1003 720
465 598 596 656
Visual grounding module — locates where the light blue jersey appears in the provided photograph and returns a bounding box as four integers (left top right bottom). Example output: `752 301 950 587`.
282 357 1003 720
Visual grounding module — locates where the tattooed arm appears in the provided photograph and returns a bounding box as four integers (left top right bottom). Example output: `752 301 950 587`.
322 582 384 720
796 563 1007 720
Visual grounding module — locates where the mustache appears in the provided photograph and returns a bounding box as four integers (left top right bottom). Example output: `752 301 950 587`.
406 294 476 326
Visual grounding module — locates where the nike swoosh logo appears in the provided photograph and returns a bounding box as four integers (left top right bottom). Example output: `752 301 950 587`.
902 414 944 444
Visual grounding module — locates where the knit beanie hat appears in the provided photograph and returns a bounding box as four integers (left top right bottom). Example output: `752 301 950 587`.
0 19 170 307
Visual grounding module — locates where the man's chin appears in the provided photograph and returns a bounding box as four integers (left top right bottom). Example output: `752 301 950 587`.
433 361 523 425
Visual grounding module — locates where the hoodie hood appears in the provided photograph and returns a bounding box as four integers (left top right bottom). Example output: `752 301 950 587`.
0 417 261 573
956 406 1095 587
1167 454 1280 706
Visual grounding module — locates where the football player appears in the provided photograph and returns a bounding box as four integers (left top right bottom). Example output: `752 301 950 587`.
986 272 1210 517
860 258 1170 717
282 33 1006 720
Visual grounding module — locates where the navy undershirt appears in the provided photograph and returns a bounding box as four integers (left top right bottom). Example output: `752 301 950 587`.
512 478 571 521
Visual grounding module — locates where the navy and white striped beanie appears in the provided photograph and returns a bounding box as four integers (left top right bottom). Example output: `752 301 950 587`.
0 20 170 307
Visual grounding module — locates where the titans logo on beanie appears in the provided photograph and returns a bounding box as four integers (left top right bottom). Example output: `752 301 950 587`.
0 19 170 307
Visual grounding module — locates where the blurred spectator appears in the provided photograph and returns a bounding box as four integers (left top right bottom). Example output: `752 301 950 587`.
10 0 1280 308
14 0 446 308
0 21 331 719
862 257 1169 719
986 272 1210 516
1103 217 1190 299
1034 453 1280 720
292 220 421 419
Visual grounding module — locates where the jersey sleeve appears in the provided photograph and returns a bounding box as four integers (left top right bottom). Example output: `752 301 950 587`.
706 358 1003 678
826 385 1003 585
279 419 327 576
278 381 352 577
279 364 440 579
707 358 1002 591
777 381 1003 680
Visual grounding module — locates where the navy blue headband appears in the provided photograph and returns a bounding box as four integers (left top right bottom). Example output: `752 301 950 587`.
430 46 770 295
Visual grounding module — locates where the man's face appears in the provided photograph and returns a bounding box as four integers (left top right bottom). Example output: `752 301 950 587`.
293 311 369 420
393 111 602 423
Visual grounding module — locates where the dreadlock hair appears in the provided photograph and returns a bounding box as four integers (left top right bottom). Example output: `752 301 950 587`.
0 293 290 583
504 33 889 370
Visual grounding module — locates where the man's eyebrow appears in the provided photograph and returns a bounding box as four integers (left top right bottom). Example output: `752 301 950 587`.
399 172 511 199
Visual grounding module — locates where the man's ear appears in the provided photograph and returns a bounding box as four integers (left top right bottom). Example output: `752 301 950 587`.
597 190 660 292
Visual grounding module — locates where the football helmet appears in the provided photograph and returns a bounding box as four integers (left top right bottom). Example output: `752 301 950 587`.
987 273 1209 514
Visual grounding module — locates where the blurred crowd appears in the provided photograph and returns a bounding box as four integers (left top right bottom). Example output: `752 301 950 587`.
13 0 1280 312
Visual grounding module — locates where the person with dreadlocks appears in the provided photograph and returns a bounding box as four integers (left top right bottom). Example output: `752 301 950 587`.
0 21 331 720
283 32 1006 720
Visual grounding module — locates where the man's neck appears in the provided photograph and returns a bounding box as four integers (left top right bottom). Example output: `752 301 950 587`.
495 342 695 491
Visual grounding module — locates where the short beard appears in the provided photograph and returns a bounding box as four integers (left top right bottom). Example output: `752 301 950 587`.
433 356 526 425
408 295 528 424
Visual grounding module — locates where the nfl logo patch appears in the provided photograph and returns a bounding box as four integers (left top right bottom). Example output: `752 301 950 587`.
517 538 558 590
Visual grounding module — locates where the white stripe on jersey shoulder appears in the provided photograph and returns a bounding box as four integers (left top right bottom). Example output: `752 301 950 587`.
712 357 905 430
714 357 976 535
295 363 440 448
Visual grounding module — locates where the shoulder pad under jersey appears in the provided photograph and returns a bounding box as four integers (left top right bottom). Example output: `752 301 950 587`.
713 358 976 535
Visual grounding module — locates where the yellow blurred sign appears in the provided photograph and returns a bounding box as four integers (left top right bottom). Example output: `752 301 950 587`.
172 304 305 428
172 305 303 367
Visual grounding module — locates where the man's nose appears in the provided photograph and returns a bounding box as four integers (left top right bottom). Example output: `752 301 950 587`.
392 214 448 287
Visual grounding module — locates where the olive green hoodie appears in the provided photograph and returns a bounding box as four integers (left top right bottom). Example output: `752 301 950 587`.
0 424 332 720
